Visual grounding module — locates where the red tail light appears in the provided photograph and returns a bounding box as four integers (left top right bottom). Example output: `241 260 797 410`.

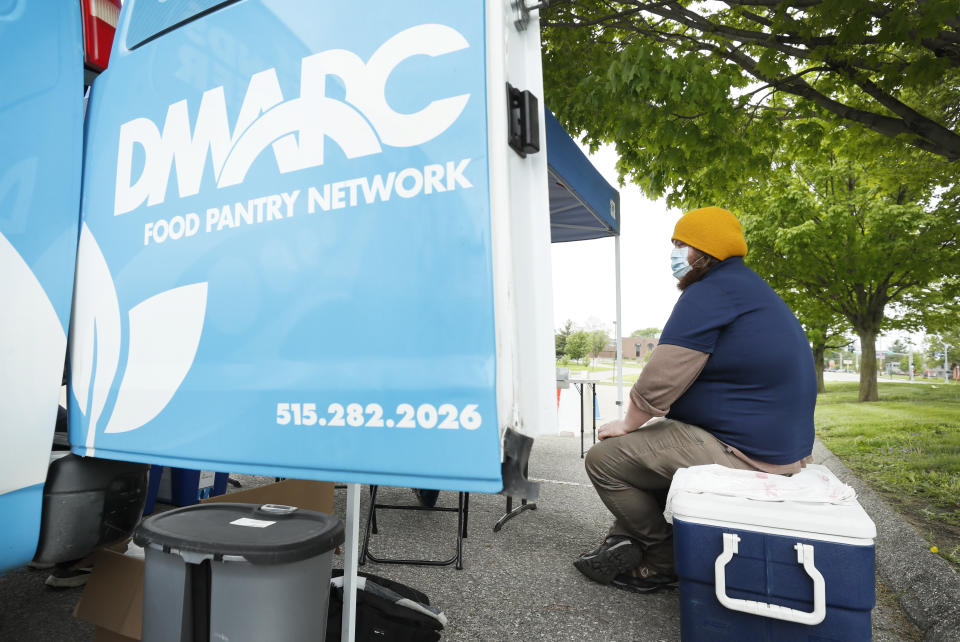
81 0 121 72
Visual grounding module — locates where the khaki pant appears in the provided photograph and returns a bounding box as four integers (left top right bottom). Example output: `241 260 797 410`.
584 418 757 574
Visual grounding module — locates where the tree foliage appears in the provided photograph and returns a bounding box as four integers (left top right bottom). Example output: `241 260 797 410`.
743 195 851 393
786 292 850 393
731 139 960 401
925 329 960 369
555 319 575 358
888 339 909 354
630 327 661 337
589 329 610 359
565 330 591 363
542 0 960 205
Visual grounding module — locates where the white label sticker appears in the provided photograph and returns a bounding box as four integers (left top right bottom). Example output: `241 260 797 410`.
230 518 276 528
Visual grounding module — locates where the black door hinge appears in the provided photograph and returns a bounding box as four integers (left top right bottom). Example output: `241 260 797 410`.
507 83 540 158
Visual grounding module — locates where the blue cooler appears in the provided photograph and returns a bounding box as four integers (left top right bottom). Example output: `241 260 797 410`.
668 464 876 642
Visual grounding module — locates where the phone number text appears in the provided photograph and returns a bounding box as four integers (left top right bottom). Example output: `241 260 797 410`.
276 402 482 430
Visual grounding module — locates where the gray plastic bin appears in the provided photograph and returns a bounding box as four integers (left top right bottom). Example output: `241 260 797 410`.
134 502 344 642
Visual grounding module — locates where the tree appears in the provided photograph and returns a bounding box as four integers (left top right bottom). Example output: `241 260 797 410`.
910 276 960 337
630 327 661 338
889 339 909 354
731 140 960 401
542 1 960 205
565 330 591 364
898 352 911 373
589 329 610 363
555 319 575 359
742 202 852 393
792 298 850 394
736 159 853 393
886 339 910 373
925 329 960 372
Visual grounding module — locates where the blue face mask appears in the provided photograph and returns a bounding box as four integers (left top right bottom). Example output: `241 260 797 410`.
671 247 691 280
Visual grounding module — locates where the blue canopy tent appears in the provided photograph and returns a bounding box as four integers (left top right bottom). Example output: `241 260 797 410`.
545 108 625 417
546 109 620 243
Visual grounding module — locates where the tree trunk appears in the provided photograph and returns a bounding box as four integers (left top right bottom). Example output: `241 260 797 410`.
858 330 879 401
812 342 826 394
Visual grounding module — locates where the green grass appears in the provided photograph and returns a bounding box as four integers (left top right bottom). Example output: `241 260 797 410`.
816 381 960 566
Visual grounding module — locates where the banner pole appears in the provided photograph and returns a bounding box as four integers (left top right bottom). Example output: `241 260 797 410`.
615 235 623 419
341 483 361 642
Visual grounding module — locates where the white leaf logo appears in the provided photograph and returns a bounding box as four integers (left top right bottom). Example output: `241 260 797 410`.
69 224 208 453
0 230 66 493
105 283 207 434
70 224 121 450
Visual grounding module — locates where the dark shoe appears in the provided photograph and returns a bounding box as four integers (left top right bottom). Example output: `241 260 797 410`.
573 536 645 585
45 563 93 589
611 565 678 594
413 488 440 508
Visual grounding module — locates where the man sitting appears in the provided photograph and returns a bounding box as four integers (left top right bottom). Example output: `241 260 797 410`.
574 206 816 593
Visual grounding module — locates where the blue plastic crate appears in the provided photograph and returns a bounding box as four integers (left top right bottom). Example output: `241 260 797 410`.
143 465 163 515
154 467 229 507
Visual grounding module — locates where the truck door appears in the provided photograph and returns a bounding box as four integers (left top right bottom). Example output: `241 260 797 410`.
72 0 553 492
0 1 85 572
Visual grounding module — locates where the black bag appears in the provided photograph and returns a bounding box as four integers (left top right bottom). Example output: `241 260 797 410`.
326 569 445 641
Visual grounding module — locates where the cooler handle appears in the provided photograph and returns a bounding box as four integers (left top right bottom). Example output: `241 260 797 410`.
714 532 826 626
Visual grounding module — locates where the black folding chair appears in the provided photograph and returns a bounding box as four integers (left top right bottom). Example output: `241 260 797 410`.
359 486 469 570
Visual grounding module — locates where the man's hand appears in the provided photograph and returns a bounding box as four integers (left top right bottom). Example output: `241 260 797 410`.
595 397 653 441
597 419 637 441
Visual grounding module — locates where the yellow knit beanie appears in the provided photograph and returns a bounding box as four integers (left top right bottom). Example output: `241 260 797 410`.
672 206 747 260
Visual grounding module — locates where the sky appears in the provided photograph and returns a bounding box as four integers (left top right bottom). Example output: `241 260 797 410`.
550 144 684 338
549 144 926 352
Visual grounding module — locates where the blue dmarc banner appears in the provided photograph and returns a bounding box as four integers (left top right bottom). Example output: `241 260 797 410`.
71 0 502 491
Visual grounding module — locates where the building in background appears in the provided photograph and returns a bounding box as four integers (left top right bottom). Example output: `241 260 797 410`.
600 335 659 361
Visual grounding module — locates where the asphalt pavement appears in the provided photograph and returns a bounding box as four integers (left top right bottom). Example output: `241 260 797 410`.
0 374 955 640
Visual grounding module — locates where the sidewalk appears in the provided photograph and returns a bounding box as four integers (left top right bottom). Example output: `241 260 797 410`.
332 433 920 641
330 438 681 641
0 386 952 640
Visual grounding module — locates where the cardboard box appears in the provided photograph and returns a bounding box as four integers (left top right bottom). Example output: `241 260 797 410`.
74 550 144 642
74 480 336 641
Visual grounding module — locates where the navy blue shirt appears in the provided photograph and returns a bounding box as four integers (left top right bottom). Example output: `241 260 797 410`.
660 257 816 464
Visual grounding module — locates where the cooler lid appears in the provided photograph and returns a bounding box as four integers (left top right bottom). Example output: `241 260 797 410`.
666 465 877 541
134 502 344 564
